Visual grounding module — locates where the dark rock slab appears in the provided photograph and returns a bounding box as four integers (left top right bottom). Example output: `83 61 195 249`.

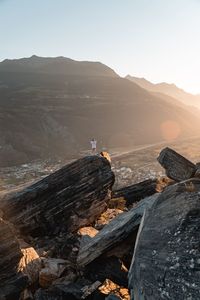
105 295 121 300
194 162 200 178
112 179 157 206
0 156 114 237
0 218 27 299
85 256 128 287
77 194 158 267
35 279 102 300
129 178 200 300
157 147 196 181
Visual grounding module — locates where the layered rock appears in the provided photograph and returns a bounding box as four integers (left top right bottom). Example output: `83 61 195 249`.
157 147 196 181
78 194 158 267
0 218 27 299
112 179 157 206
2 146 199 299
0 156 114 237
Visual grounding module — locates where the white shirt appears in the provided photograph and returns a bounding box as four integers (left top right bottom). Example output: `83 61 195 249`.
90 140 97 149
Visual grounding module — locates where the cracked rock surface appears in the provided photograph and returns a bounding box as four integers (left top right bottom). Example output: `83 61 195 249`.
129 178 200 300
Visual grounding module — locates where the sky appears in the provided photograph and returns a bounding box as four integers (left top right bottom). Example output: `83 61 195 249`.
0 0 200 94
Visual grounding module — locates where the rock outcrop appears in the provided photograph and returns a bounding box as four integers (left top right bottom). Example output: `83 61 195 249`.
0 156 114 237
129 178 200 300
112 179 157 206
0 218 27 299
2 147 200 299
157 147 196 181
78 194 158 267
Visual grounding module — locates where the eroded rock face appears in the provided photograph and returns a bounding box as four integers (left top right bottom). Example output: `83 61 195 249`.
0 156 114 237
157 147 196 181
112 179 157 207
129 178 200 300
78 194 157 267
0 218 27 299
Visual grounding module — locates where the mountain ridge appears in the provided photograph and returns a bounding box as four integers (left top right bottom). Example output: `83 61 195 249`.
126 75 200 109
0 56 200 166
0 55 118 78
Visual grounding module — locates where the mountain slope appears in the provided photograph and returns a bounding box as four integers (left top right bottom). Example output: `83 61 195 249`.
0 56 200 166
0 55 118 77
126 75 200 109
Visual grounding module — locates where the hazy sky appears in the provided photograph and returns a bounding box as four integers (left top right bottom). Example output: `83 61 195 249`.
0 0 200 93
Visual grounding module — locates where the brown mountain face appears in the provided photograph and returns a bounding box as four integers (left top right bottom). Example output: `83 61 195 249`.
0 55 118 77
126 75 200 109
0 56 200 167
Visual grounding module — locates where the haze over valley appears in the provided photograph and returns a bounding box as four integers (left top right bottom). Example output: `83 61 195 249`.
126 75 200 110
0 55 200 167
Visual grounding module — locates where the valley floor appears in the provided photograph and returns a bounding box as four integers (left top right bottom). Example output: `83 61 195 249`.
1 135 200 191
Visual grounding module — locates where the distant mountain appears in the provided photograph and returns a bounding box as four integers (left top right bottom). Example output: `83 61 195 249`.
0 55 118 77
126 75 200 109
0 56 200 166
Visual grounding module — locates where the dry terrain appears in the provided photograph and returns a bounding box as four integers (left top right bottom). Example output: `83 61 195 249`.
1 136 200 191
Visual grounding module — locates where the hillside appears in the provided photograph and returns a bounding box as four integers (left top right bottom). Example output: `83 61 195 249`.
0 55 118 77
0 56 200 166
126 75 200 109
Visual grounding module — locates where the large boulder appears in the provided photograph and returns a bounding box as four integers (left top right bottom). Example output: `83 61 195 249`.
157 147 196 181
129 178 200 300
0 156 114 237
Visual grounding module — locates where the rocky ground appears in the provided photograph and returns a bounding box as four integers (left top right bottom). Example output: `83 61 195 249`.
0 147 200 299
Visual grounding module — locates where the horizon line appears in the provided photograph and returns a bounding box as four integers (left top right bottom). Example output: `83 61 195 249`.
0 54 199 96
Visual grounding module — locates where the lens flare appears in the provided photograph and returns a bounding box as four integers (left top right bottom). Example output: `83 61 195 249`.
160 120 181 141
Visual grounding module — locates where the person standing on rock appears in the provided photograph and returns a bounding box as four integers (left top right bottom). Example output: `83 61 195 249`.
90 138 97 154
